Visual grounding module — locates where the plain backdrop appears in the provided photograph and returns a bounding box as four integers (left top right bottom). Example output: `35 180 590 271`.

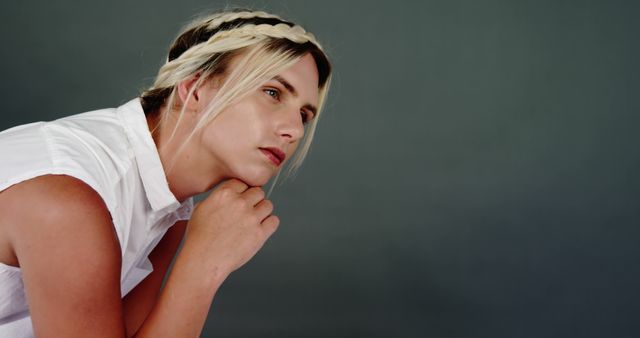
1 1 639 337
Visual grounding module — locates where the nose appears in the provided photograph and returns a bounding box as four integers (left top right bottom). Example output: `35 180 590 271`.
276 108 304 142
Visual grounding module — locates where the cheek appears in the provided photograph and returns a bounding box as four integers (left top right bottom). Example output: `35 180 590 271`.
223 102 266 131
283 141 301 163
198 119 239 157
203 107 266 152
210 108 254 136
286 141 298 154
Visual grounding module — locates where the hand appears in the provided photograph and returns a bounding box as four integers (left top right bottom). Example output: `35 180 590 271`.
183 178 280 275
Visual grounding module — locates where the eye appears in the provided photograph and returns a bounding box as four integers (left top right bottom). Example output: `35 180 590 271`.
263 88 280 100
300 110 314 124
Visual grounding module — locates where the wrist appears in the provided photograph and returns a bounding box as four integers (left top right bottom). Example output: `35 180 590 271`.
177 236 232 287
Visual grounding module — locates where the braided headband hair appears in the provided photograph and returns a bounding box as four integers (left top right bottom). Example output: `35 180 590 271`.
140 9 332 176
142 10 330 111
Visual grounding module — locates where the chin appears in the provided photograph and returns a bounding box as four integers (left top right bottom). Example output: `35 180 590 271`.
237 168 274 187
241 176 270 187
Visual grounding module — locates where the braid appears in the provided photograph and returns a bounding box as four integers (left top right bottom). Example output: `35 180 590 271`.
168 12 296 62
204 23 319 48
202 11 288 32
153 23 320 88
141 10 324 114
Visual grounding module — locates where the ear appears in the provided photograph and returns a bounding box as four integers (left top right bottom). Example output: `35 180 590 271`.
176 73 202 112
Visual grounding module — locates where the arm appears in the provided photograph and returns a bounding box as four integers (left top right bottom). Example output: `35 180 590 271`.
132 230 229 338
132 179 279 338
122 220 187 337
2 176 277 337
121 218 227 338
3 175 126 337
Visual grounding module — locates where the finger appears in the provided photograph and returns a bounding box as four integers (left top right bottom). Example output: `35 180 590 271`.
219 178 249 194
242 187 265 206
254 199 274 220
261 215 280 236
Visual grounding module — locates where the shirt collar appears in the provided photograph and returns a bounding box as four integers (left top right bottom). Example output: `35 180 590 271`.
116 98 180 213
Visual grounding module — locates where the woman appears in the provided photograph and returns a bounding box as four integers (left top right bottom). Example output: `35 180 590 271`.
0 8 331 337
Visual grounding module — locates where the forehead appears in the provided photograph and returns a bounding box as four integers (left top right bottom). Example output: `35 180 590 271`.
271 53 320 104
222 50 320 103
201 50 322 115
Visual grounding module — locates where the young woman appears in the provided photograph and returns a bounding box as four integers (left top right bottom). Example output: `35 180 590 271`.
0 8 331 337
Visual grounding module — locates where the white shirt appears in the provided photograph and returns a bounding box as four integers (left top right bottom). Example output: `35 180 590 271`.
0 98 193 337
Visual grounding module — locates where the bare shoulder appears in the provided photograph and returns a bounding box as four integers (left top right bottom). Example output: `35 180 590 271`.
1 174 118 257
1 174 111 222
0 174 126 337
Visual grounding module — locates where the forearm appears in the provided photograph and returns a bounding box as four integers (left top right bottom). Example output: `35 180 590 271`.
131 180 278 337
122 221 187 336
132 238 230 338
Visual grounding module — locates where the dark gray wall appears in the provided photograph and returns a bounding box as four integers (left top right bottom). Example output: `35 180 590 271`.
2 1 639 337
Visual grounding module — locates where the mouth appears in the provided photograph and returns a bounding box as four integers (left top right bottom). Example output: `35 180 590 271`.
259 147 286 166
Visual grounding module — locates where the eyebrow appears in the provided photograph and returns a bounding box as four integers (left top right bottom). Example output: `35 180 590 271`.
273 76 318 116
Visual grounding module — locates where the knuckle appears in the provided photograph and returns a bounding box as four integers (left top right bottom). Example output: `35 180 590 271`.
253 214 264 224
226 178 241 185
255 188 265 200
268 217 280 232
263 199 273 210
216 186 233 198
236 197 251 209
270 215 280 226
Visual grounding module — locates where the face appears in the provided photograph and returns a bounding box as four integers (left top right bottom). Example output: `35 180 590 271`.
191 52 320 187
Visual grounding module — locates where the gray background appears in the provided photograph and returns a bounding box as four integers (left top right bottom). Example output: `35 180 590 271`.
2 1 639 337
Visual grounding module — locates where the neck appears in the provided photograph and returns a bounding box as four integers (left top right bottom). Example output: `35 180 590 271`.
146 106 226 202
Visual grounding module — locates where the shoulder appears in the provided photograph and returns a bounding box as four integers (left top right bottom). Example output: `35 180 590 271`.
45 107 131 166
2 174 120 268
3 174 111 217
1 174 127 336
0 106 132 192
3 173 115 233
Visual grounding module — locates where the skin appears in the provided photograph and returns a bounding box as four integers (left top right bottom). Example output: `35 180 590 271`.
0 52 320 337
155 52 319 201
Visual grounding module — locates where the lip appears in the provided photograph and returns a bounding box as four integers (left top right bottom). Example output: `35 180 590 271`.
259 147 286 166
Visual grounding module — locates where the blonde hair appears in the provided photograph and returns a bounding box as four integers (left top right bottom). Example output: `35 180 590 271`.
141 9 332 182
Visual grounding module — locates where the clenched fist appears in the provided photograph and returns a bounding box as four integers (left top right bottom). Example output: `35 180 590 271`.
183 178 280 275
